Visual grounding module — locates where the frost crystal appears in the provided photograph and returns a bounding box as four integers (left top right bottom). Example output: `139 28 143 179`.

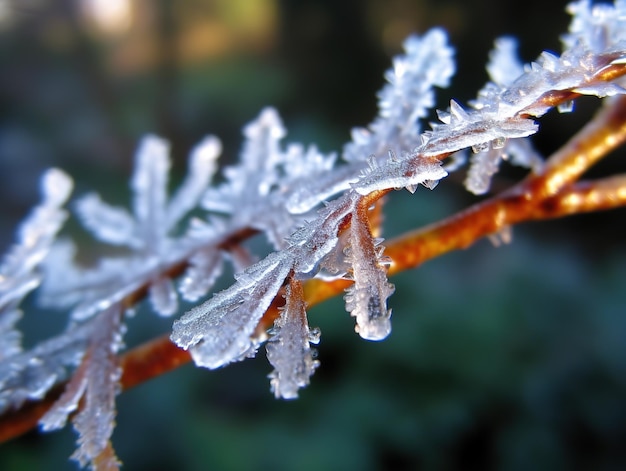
344 208 395 340
202 107 337 246
464 146 504 195
0 321 89 414
40 304 124 471
343 28 455 162
172 252 293 369
266 280 319 399
486 37 525 87
42 135 220 319
0 169 72 360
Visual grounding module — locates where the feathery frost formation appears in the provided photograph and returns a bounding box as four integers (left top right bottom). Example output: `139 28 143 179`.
0 1 625 468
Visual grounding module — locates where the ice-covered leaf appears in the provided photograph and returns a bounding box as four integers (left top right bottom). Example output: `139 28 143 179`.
0 168 72 359
131 135 170 250
172 252 294 369
352 152 448 195
52 134 218 321
344 206 395 340
464 146 503 195
179 248 224 302
166 135 221 229
149 276 178 317
487 37 524 87
266 279 319 399
0 322 90 414
343 28 455 162
74 193 140 249
40 305 124 470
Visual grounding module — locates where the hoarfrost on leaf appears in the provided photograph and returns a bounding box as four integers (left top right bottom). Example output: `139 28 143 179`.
172 252 294 369
464 146 504 195
179 248 224 302
44 135 219 319
266 279 319 399
343 28 455 162
0 322 90 414
0 168 72 360
344 206 394 341
487 37 525 87
352 152 448 195
39 304 124 471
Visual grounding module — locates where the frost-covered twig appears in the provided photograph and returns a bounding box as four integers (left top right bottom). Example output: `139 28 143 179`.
1 1 626 468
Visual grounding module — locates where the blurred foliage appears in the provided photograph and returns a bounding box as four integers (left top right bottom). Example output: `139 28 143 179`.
1 0 626 470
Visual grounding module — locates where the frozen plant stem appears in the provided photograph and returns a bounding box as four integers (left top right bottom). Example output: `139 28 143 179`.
3 94 626 444
2 2 626 467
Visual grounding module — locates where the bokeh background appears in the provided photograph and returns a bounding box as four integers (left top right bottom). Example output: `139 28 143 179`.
2 0 626 470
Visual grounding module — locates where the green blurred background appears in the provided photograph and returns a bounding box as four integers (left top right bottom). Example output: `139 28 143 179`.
2 0 626 470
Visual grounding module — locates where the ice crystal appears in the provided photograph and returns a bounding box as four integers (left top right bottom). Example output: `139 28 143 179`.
486 37 525 87
42 135 220 319
0 168 72 360
0 322 89 414
352 152 448 195
266 280 319 399
343 28 455 163
172 252 294 368
344 208 394 341
40 304 124 471
202 108 336 248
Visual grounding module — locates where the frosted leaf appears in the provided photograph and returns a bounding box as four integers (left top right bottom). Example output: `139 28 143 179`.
74 193 141 249
39 240 152 321
179 249 224 302
149 276 178 317
285 162 361 214
266 279 319 399
132 135 170 250
352 153 447 195
0 168 72 360
464 147 503 195
487 37 524 87
172 252 293 369
564 0 626 52
39 305 124 470
166 135 221 229
0 322 90 414
54 134 217 321
75 134 213 254
289 196 356 276
343 28 455 162
344 207 394 341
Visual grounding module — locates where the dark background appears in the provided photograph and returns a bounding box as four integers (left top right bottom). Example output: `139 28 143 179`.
2 0 626 470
